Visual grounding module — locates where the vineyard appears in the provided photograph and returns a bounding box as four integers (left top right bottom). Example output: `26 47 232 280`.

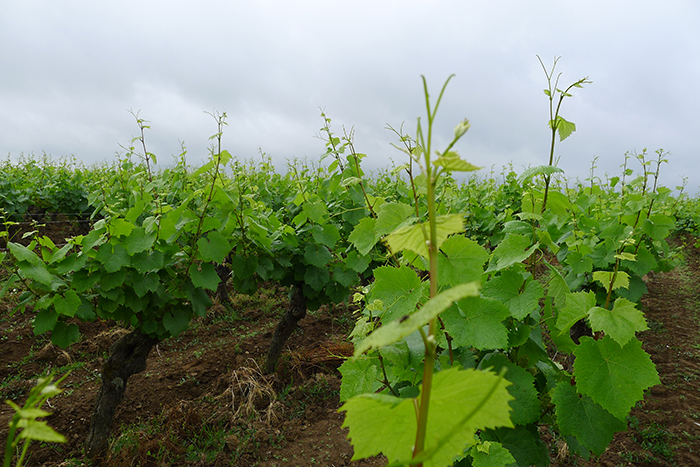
2 76 700 467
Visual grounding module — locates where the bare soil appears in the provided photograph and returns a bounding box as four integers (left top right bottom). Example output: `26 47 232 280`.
1 236 700 467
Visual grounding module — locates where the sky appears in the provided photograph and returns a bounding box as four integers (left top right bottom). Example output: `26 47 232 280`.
1 1 699 194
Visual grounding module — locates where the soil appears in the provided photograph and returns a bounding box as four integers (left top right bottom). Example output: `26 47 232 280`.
1 233 700 466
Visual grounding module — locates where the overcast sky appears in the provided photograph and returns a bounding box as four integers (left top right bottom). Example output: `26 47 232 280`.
2 1 699 194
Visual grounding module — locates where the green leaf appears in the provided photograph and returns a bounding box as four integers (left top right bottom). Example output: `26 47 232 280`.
54 290 81 317
592 271 630 293
333 265 358 288
340 367 513 467
375 202 416 236
196 230 231 263
471 441 516 467
437 235 489 288
487 233 538 272
8 242 44 265
588 298 648 347
101 268 127 291
123 226 156 255
348 218 379 256
188 262 220 291
304 244 333 268
345 250 371 273
369 266 428 323
385 214 464 258
34 308 58 335
518 165 564 182
51 321 80 348
441 297 510 350
432 151 481 172
481 425 549 467
302 199 328 224
641 214 675 241
552 115 576 141
96 243 130 273
109 218 135 237
304 266 330 291
162 309 191 337
479 353 540 425
18 420 66 443
131 250 164 274
552 383 626 455
311 224 341 249
338 357 383 401
574 336 660 420
354 282 480 356
19 262 54 286
556 291 595 337
483 271 543 320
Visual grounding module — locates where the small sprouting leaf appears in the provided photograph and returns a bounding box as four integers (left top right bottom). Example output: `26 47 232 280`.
518 165 564 182
551 116 576 141
588 298 648 347
574 336 660 420
432 151 481 172
592 271 630 293
354 282 480 356
18 420 66 443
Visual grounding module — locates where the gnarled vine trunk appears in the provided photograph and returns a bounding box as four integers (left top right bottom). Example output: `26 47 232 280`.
85 329 159 460
265 284 307 374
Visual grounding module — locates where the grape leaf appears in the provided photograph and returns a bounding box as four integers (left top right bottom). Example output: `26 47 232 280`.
556 291 595 337
340 367 513 467
354 282 480 356
54 290 81 317
592 271 630 293
441 297 509 350
348 217 379 256
552 383 626 455
338 357 383 402
188 262 220 291
483 271 543 320
471 441 516 467
574 336 660 420
486 234 538 272
369 266 427 323
196 230 231 263
588 298 648 347
385 214 464 259
438 235 489 287
51 321 80 348
479 353 540 425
